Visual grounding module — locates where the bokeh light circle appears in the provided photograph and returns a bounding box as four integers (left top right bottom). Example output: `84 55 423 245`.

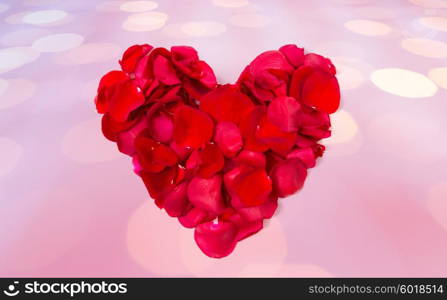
0 78 36 110
122 12 168 31
22 9 67 25
419 16 447 31
0 47 40 74
428 67 447 90
61 118 121 163
120 1 158 12
181 21 226 37
345 19 391 36
371 68 437 98
401 38 447 58
32 33 84 53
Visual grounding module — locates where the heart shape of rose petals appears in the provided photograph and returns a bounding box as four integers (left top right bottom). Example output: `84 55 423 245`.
94 44 340 258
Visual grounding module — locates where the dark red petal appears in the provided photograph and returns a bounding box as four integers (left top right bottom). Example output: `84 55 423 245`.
95 70 128 114
288 65 313 101
270 158 307 197
195 60 217 88
108 80 145 122
187 175 225 214
235 150 266 168
238 194 278 222
171 46 199 74
179 207 212 228
117 115 149 155
119 44 153 73
140 167 176 201
200 84 254 125
197 143 225 178
267 96 301 132
239 106 269 152
215 122 243 157
302 70 340 114
226 166 272 207
279 44 304 68
101 113 138 142
249 50 294 82
194 221 238 258
162 182 189 217
256 114 297 155
135 136 178 173
173 105 214 149
236 220 263 242
303 53 336 75
287 147 317 168
153 54 181 85
149 111 174 143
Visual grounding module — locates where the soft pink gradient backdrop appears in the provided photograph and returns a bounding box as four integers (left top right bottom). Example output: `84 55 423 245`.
1 0 447 277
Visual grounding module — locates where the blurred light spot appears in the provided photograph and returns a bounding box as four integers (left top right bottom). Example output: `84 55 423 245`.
368 112 446 161
326 110 359 145
212 0 249 7
0 78 35 110
61 118 121 163
32 33 84 53
332 0 369 4
122 12 168 31
427 182 447 232
180 219 287 276
428 67 447 90
22 9 67 25
96 1 126 12
56 43 121 65
229 13 271 28
181 21 226 37
345 19 391 36
23 0 59 5
0 28 51 46
408 0 447 8
353 6 397 19
419 16 447 32
120 1 158 12
401 38 447 58
0 47 40 74
0 138 22 177
5 11 31 24
127 201 191 276
277 264 333 277
0 3 9 13
0 186 92 271
332 59 365 90
371 68 437 98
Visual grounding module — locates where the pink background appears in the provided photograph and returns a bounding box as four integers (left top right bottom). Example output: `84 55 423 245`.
1 0 447 277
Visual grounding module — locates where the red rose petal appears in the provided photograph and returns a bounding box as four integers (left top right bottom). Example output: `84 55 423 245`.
108 80 145 122
200 84 254 125
287 147 317 168
162 182 189 217
117 115 149 155
152 54 181 85
270 158 307 197
187 175 225 214
302 70 340 114
225 165 272 207
101 113 138 142
135 136 178 173
267 96 302 132
215 121 243 157
197 143 225 178
236 220 263 242
95 70 128 114
303 53 336 75
149 111 174 143
140 166 176 202
279 44 304 68
256 114 297 155
173 105 214 149
194 220 238 258
179 207 212 228
288 65 313 101
235 150 266 168
119 44 153 74
238 194 278 222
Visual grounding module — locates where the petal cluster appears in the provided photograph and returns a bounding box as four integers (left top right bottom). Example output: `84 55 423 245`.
94 44 340 258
